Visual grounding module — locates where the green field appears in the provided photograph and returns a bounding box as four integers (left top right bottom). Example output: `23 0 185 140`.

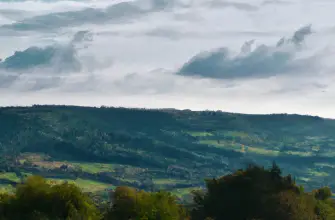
186 131 213 137
0 173 21 182
70 162 116 173
47 178 111 192
0 184 14 193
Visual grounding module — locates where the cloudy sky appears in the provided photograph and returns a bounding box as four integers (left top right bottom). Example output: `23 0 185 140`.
0 0 335 117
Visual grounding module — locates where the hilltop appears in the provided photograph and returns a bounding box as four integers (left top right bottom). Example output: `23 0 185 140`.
1 105 335 200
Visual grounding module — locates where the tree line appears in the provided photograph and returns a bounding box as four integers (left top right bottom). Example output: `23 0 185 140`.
1 163 335 220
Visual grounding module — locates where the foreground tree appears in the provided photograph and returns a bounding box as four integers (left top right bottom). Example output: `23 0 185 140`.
0 175 101 220
313 186 335 220
1 164 335 220
105 186 188 220
191 163 335 220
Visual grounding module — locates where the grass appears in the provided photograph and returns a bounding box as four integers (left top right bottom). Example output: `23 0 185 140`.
19 154 117 174
170 187 203 198
320 151 335 157
153 178 189 185
0 172 21 182
311 146 320 152
199 139 315 157
75 179 111 192
199 140 241 151
46 178 111 192
0 174 112 194
199 140 281 156
186 131 213 137
284 151 314 157
19 153 50 162
0 184 14 193
307 169 329 177
247 147 280 156
223 131 249 138
32 161 70 169
18 153 116 174
194 130 254 141
0 173 19 194
215 130 262 142
71 162 116 173
314 163 335 168
298 177 311 182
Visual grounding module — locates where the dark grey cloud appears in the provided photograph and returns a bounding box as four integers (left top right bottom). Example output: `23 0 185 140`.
0 0 89 2
0 45 80 72
0 30 113 91
0 30 92 73
144 28 278 40
0 2 142 31
0 44 81 73
207 1 258 11
262 0 291 6
0 73 18 87
0 0 259 33
0 0 184 32
268 82 328 95
27 76 62 91
0 9 33 20
176 25 317 79
145 28 192 40
291 25 313 45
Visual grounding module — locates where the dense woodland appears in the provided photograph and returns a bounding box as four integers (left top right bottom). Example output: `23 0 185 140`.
1 163 335 220
1 105 335 218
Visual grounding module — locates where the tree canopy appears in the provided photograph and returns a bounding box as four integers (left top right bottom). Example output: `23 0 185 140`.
191 163 335 220
0 175 101 220
105 186 188 220
1 163 335 220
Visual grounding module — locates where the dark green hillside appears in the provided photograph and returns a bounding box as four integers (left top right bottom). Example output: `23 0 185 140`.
1 105 335 198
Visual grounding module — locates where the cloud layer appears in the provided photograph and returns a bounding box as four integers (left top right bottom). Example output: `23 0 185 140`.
1 0 335 117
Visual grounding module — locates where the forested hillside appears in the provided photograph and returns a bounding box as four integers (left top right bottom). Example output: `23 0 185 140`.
1 105 335 200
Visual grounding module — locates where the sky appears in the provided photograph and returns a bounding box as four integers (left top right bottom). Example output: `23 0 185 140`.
0 0 335 117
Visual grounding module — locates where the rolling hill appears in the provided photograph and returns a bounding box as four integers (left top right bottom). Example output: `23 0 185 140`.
1 105 335 200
